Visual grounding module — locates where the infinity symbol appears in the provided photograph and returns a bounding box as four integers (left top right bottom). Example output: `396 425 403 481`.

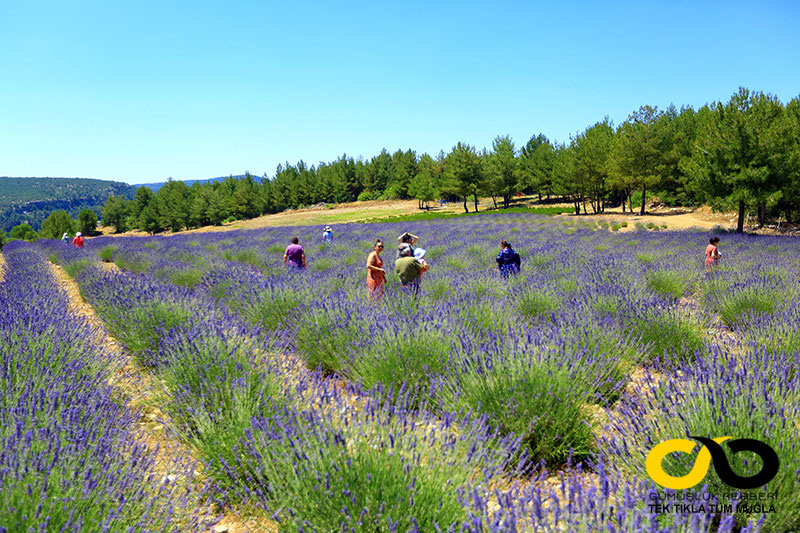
646 437 779 490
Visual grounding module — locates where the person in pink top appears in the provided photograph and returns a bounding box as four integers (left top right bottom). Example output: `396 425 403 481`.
366 239 386 299
705 237 721 270
283 237 306 268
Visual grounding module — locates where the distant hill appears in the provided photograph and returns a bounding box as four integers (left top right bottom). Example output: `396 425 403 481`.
140 174 254 192
0 177 136 231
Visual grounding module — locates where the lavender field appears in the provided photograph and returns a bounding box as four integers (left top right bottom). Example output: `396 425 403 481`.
4 213 800 532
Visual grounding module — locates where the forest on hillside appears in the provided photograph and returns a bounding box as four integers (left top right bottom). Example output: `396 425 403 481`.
0 177 135 231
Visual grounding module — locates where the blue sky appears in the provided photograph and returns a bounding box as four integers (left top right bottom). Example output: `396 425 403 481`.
1 0 798 184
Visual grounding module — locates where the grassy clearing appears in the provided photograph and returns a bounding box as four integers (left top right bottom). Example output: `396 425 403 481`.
365 206 573 224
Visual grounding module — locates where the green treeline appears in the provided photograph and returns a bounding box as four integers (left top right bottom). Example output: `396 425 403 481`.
6 87 799 242
95 87 800 234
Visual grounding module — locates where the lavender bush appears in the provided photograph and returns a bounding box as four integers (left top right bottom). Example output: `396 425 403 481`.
0 243 202 532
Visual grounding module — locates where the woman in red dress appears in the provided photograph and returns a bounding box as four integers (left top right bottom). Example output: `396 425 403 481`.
705 236 721 270
366 239 386 299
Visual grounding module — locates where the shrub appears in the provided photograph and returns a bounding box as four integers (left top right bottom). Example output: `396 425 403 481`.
295 309 365 373
114 252 151 273
357 190 380 202
231 392 515 531
446 256 468 271
592 295 621 317
517 290 560 322
64 259 91 278
97 245 117 263
442 352 595 466
312 257 333 271
157 332 286 490
349 328 453 399
244 288 307 331
221 249 260 267
608 347 800 532
102 300 194 367
425 278 451 301
168 268 205 288
527 253 555 271
646 269 691 300
626 310 705 364
562 324 641 405
715 287 782 328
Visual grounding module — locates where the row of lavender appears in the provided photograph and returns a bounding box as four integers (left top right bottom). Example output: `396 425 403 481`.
37 242 535 530
37 214 800 531
0 242 202 531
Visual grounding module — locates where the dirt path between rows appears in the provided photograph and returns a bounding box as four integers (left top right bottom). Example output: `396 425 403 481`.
47 261 273 533
0 252 6 283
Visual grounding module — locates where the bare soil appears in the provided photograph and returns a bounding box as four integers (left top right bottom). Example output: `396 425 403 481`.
96 196 777 240
565 204 727 231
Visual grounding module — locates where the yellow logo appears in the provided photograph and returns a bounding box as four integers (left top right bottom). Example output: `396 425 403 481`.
646 436 779 490
646 437 731 490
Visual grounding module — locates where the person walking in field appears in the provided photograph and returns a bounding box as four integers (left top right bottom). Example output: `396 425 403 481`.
396 231 418 259
496 240 521 277
61 232 70 244
413 247 428 277
395 246 429 296
71 232 84 249
283 237 306 269
705 237 721 270
322 226 333 243
366 239 387 299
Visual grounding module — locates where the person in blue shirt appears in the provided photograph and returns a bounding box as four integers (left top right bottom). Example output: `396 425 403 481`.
322 226 333 243
496 240 521 277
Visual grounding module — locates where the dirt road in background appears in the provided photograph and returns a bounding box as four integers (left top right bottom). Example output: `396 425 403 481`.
98 199 756 238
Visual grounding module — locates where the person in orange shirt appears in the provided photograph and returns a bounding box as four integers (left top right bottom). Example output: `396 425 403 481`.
72 232 84 249
705 237 721 269
366 239 386 299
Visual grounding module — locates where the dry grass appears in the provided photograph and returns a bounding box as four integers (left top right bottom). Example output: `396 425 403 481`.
94 197 744 239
